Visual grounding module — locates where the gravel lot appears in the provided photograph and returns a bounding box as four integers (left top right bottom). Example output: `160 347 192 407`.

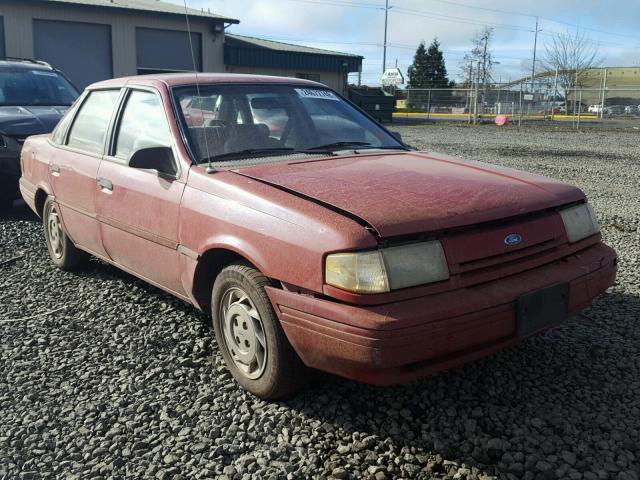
1 124 639 480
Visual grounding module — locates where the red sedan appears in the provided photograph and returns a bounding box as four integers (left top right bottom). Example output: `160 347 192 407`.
19 74 616 399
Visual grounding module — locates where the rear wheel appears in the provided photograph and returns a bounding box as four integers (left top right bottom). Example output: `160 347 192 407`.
42 197 88 270
211 262 308 399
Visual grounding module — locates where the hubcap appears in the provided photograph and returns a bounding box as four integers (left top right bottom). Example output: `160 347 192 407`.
220 287 267 379
47 204 64 259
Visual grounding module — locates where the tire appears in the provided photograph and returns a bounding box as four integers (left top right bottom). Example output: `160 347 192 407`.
211 262 308 399
42 197 88 270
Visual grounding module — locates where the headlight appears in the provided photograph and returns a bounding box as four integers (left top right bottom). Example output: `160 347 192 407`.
325 241 449 294
559 203 600 243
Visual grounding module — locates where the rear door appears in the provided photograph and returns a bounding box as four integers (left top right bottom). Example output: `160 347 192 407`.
95 87 186 296
50 88 121 257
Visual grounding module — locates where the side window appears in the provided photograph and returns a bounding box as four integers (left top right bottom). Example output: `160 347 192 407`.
52 95 83 145
67 90 120 154
115 90 171 161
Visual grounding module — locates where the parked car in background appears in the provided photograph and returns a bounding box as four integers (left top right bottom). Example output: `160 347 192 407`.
0 58 79 210
20 74 617 399
604 105 624 115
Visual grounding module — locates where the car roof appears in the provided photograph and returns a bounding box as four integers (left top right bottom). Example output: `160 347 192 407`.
0 59 54 71
88 73 326 90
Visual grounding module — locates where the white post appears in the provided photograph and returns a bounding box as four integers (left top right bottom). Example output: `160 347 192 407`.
600 68 608 119
552 67 558 121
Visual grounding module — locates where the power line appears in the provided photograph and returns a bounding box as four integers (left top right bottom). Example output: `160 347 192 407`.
393 6 533 33
281 0 640 45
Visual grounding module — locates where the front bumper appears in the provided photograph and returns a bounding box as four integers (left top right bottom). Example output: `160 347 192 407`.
266 242 617 385
0 139 21 177
0 143 21 201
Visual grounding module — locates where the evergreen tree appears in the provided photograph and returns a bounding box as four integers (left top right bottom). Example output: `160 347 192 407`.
425 38 449 88
407 39 450 88
407 39 451 110
407 42 428 88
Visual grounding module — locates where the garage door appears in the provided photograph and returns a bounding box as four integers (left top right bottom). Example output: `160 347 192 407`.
33 19 112 90
136 27 201 74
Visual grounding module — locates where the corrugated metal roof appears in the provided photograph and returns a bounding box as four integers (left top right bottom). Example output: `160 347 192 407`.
225 34 362 59
43 0 239 23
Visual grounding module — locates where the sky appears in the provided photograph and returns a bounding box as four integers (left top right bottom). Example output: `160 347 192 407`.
171 0 640 86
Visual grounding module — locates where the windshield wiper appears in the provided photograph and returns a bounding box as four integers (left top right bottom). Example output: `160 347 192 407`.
306 141 373 151
201 147 339 164
306 141 409 152
201 148 297 163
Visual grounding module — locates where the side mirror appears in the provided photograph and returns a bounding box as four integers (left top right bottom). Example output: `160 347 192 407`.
390 131 403 143
129 146 176 177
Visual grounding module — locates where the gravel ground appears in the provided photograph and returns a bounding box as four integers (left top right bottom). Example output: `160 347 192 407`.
1 124 639 480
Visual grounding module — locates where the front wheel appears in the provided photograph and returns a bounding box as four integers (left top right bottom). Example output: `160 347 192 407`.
42 197 88 270
211 262 308 399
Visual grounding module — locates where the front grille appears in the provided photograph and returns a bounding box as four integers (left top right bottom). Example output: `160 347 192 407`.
442 211 568 286
457 238 561 274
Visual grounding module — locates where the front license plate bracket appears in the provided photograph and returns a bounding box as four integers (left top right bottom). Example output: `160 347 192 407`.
516 283 569 337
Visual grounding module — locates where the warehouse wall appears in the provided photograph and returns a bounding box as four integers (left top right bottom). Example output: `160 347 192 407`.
224 65 348 94
0 0 224 86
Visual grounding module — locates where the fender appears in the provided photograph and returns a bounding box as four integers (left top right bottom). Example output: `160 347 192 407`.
179 234 274 310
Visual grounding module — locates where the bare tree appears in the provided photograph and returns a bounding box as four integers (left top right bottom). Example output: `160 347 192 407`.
461 27 496 91
539 30 602 96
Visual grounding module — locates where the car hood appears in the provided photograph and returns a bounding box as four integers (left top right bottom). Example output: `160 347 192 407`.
0 106 68 136
233 151 585 238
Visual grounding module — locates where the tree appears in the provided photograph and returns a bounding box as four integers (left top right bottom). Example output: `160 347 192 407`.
407 41 429 88
407 39 452 110
407 39 450 89
539 30 602 97
462 27 496 91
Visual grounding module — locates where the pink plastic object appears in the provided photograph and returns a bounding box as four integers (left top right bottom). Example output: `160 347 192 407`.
495 115 509 126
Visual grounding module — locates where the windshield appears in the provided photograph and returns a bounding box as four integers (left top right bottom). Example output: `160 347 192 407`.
0 69 79 107
173 84 404 163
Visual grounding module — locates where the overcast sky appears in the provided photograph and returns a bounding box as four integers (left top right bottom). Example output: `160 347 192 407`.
172 0 640 86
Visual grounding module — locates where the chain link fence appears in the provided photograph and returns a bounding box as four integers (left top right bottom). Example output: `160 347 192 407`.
395 82 640 127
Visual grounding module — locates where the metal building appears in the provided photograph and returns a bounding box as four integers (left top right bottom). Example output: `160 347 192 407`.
224 34 362 94
0 0 362 92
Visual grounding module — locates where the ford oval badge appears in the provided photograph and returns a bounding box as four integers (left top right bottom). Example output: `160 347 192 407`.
504 233 523 246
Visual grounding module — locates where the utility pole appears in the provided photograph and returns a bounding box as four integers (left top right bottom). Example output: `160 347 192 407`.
382 0 389 74
481 32 488 94
530 16 540 93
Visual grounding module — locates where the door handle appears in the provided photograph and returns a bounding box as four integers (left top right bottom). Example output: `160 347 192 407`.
97 177 113 192
51 163 60 176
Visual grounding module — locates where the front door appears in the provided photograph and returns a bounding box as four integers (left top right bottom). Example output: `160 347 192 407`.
95 88 186 296
50 89 120 257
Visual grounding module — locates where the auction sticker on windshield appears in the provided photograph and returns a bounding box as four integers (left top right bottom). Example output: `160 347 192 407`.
295 88 340 101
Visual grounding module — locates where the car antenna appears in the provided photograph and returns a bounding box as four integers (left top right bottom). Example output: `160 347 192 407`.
183 0 215 173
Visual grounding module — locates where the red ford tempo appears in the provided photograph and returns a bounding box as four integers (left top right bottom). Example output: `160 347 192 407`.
19 74 617 399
